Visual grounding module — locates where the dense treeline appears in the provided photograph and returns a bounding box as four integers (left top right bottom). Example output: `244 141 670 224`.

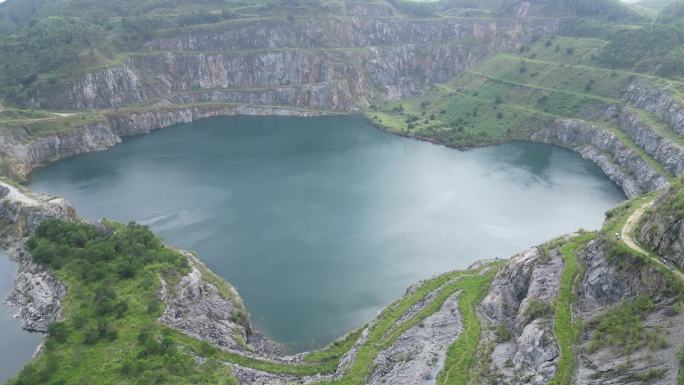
10 219 237 385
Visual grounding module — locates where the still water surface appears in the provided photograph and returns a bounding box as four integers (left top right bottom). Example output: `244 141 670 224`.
27 115 624 352
0 252 43 384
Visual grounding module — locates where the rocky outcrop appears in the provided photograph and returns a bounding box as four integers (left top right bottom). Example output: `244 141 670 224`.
4 242 67 332
575 238 683 385
477 247 562 385
26 14 562 110
625 78 684 138
576 239 671 316
49 65 148 110
0 183 75 332
619 109 684 176
159 251 284 356
532 118 669 198
0 121 122 181
0 104 329 180
367 291 463 385
637 181 684 267
159 252 250 352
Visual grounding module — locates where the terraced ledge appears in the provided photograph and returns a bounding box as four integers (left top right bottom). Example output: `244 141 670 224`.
157 265 498 384
618 109 684 177
548 232 595 385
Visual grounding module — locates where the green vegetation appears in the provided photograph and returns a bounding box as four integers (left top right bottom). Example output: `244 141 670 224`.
436 272 497 385
523 298 554 323
366 31 683 187
652 176 684 220
679 345 684 385
9 219 238 385
548 232 594 385
315 267 499 385
8 215 501 383
587 296 667 354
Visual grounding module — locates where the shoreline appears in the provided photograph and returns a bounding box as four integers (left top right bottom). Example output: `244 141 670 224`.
0 105 669 381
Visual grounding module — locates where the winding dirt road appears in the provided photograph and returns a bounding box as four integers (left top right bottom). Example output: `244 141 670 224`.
621 199 684 283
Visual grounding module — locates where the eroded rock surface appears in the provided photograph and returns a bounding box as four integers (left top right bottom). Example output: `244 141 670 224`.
533 118 669 197
368 291 463 385
478 247 562 385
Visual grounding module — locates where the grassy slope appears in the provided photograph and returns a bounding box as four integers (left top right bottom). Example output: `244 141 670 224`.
8 220 238 385
366 35 682 182
436 271 496 385
548 232 594 385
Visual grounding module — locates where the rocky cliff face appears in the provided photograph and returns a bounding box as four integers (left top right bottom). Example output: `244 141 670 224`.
477 246 562 385
26 13 562 111
618 109 684 177
0 104 328 180
532 118 670 198
0 183 75 332
574 238 683 385
637 180 684 268
159 251 284 356
625 78 684 138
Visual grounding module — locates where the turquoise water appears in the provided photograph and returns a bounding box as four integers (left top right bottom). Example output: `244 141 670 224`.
0 252 43 384
27 115 624 352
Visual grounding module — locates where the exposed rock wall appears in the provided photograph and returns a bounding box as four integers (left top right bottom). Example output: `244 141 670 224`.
0 104 329 180
159 251 285 356
637 182 684 268
532 118 669 198
0 183 76 332
27 15 562 110
625 78 684 138
368 291 463 385
477 247 562 385
619 109 684 176
575 238 683 385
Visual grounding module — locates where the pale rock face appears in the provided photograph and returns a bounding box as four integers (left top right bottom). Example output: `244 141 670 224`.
637 184 684 268
159 259 253 353
0 104 327 180
25 12 562 110
367 291 463 385
575 238 684 385
0 183 75 332
478 247 562 385
618 109 684 176
532 118 670 198
625 78 684 137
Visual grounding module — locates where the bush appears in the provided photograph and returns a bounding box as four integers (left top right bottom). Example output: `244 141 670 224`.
587 296 666 354
494 324 511 342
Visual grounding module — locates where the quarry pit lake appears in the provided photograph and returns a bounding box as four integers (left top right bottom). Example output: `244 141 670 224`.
26 115 624 352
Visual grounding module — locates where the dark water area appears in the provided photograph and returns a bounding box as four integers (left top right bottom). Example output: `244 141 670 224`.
27 115 624 352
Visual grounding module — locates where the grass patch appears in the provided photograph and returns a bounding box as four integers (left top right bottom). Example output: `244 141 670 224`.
587 295 667 354
436 271 497 385
548 231 595 385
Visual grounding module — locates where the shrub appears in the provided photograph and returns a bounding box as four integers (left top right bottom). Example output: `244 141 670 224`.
494 324 511 342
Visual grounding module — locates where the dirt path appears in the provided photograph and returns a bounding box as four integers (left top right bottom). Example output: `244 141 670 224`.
621 199 684 283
